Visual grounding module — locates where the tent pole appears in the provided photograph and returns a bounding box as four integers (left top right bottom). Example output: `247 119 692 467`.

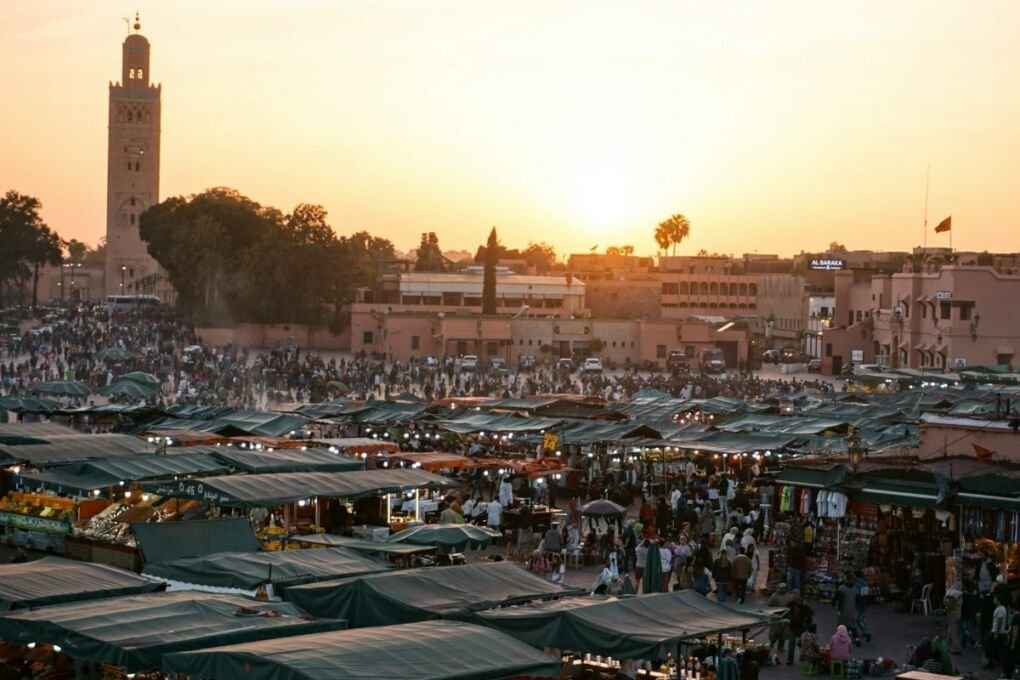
314 497 320 530
415 488 421 521
386 492 392 525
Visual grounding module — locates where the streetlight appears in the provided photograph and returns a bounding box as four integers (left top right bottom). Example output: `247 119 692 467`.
847 426 866 471
120 265 126 291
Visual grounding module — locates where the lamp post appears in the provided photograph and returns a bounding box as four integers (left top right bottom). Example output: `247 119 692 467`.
120 265 126 292
847 426 866 472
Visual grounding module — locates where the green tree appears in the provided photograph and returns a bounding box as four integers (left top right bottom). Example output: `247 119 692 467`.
414 232 445 272
828 241 848 253
66 239 88 264
521 242 559 273
654 214 691 256
482 227 499 314
0 191 63 308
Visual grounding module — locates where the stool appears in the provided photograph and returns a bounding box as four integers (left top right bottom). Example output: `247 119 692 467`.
830 659 846 678
799 661 819 676
566 551 583 569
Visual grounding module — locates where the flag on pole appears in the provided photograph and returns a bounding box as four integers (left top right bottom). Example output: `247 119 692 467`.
972 442 994 461
934 216 951 233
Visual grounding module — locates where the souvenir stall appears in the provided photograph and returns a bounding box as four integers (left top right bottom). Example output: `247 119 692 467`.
955 475 1020 587
0 491 105 553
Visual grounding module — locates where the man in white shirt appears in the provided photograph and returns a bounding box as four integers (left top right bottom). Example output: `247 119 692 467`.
487 498 503 530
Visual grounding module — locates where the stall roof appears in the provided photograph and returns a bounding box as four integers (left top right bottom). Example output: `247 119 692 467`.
163 620 561 680
210 411 312 437
384 451 477 471
285 561 581 626
142 547 391 593
0 591 345 673
288 534 436 556
0 557 162 611
314 437 400 453
140 468 459 507
131 518 262 564
435 413 563 434
210 447 364 473
17 453 229 492
476 590 770 659
0 433 153 465
774 466 849 489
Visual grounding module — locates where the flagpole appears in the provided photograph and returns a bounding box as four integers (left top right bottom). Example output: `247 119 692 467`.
923 165 929 249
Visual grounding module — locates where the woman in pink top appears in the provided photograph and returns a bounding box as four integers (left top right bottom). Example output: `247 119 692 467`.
828 624 854 661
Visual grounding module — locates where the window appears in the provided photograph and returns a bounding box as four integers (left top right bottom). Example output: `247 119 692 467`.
656 345 667 359
959 303 973 321
410 336 420 351
130 197 136 206
729 283 738 296
528 339 533 346
135 162 140 171
129 68 135 79
137 69 143 80
612 341 617 348
363 331 374 344
749 283 758 296
739 283 748 296
825 343 832 357
699 282 709 295
129 214 135 224
921 304 927 319
662 283 679 295
940 302 951 319
709 282 718 295
678 282 689 295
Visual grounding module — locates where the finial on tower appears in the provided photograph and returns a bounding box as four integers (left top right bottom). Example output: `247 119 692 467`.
133 11 141 32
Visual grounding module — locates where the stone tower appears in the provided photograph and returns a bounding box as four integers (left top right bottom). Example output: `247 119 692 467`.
105 15 163 297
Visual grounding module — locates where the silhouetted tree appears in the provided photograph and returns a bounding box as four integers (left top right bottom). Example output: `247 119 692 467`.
654 214 691 256
0 190 63 308
414 232 445 272
482 227 499 314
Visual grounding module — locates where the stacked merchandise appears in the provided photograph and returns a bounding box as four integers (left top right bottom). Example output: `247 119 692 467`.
841 527 876 575
0 492 76 551
767 521 791 585
75 496 201 546
804 523 838 600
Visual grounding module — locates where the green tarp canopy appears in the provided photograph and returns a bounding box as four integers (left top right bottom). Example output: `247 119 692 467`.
142 547 390 594
954 474 1020 511
0 591 345 673
774 466 849 489
557 421 662 445
435 413 563 434
288 534 436 556
131 518 262 564
0 557 162 611
16 453 229 493
285 561 582 627
163 619 562 680
140 468 459 508
385 523 502 553
0 433 153 465
209 411 311 437
210 447 364 473
476 590 770 659
667 432 795 455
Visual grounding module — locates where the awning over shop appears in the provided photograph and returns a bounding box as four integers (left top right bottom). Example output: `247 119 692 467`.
140 468 459 508
0 557 163 611
210 447 364 473
383 451 476 471
774 466 849 489
287 534 436 556
162 620 562 680
477 590 770 659
956 474 1020 510
0 592 345 672
314 437 400 454
131 518 262 564
142 547 390 594
16 453 229 492
435 413 563 434
285 561 581 627
854 481 941 509
0 433 153 465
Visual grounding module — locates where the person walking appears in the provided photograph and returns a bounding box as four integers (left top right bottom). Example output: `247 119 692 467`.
834 576 859 645
786 590 814 665
712 550 732 604
853 570 872 643
944 585 963 655
730 547 752 604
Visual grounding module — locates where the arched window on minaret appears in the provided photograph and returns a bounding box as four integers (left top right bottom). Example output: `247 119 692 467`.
137 69 144 80
129 68 136 79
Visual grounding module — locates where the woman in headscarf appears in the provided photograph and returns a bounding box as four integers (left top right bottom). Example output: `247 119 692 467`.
828 624 853 662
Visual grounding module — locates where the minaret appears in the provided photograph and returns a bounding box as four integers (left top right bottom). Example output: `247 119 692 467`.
105 13 163 297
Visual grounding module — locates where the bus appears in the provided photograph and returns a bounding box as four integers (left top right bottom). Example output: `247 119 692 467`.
105 295 161 312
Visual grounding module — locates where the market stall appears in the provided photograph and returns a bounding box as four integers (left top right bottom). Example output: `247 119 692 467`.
0 556 162 610
0 591 345 674
285 561 581 626
162 620 562 680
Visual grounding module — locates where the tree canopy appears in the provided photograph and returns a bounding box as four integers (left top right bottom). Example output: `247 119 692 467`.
482 227 499 314
0 190 63 307
654 214 691 256
414 232 445 272
139 188 393 325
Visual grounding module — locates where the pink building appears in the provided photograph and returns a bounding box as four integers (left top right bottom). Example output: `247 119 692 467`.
821 266 1020 375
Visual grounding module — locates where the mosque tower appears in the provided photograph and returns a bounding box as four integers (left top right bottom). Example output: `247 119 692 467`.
104 13 163 297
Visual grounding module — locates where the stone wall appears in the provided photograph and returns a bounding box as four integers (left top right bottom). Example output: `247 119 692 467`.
195 324 350 352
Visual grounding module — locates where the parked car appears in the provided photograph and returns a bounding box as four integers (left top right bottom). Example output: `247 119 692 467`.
698 348 726 374
762 349 781 364
667 350 690 371
555 357 575 372
582 357 604 374
807 358 821 373
460 355 479 372
489 357 506 371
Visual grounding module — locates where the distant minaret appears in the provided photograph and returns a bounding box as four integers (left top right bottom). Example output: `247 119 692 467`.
105 13 163 297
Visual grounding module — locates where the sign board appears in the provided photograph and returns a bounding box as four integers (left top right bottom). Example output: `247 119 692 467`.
851 349 864 362
542 432 560 452
935 291 953 300
809 258 846 271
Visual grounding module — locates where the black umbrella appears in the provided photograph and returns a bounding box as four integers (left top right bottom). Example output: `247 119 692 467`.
580 499 626 517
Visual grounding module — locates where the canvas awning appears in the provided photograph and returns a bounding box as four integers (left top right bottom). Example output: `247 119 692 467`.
0 556 162 611
285 561 582 626
162 620 561 680
131 518 262 564
288 534 436 556
0 433 153 465
140 468 459 507
142 547 390 595
476 590 770 659
16 453 229 493
0 591 344 672
210 447 364 473
384 451 477 471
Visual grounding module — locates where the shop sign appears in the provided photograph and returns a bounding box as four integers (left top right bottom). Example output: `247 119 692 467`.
935 291 953 300
145 481 237 506
851 350 864 362
0 511 70 534
809 258 846 271
542 432 560 451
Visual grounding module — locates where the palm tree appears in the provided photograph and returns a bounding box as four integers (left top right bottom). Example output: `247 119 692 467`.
654 214 691 256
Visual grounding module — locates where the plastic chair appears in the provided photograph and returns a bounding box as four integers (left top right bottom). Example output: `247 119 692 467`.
830 659 846 678
800 660 820 676
911 583 933 615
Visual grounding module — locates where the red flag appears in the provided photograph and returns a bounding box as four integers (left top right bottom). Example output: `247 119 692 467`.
934 216 951 233
972 442 993 461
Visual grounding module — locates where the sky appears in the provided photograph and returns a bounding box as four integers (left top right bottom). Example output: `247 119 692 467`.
2 0 1019 259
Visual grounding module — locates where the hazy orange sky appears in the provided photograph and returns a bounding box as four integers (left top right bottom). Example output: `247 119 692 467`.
3 1 1019 258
